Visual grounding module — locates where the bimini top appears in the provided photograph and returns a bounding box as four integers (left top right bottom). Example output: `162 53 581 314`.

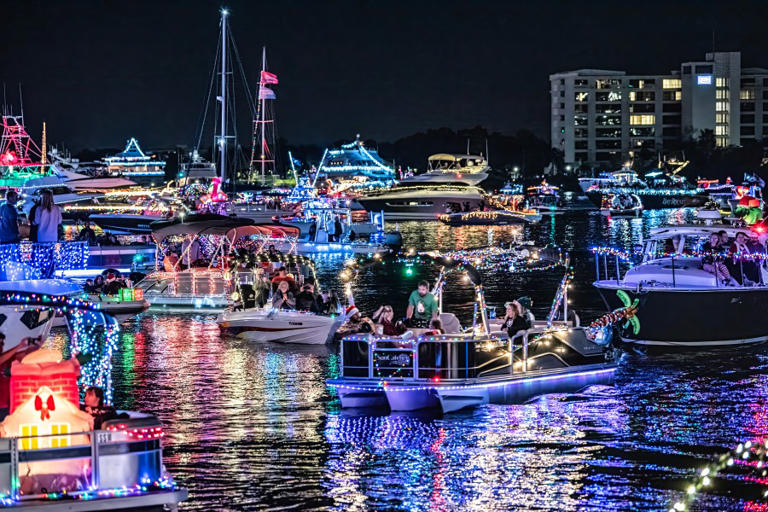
428 153 487 165
150 214 254 240
318 135 395 181
225 224 300 242
648 223 755 241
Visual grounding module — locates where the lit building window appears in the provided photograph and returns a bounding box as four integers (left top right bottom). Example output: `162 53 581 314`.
740 89 756 100
675 91 681 101
716 89 730 100
663 79 682 89
716 112 730 124
715 125 728 136
20 425 39 450
716 77 729 87
51 423 70 448
630 115 656 125
575 92 588 102
716 101 730 112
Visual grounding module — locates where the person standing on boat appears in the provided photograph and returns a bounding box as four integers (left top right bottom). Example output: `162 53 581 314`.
0 190 20 244
34 190 62 243
406 280 438 328
27 198 40 242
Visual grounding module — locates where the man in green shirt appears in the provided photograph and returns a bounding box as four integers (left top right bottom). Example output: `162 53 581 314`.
406 280 438 328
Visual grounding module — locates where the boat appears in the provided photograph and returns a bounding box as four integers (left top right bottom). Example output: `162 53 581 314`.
103 138 166 185
438 209 541 225
582 169 708 210
327 255 617 413
400 153 489 187
317 135 396 183
218 309 342 344
0 287 186 510
592 223 768 347
135 215 251 311
524 181 566 213
357 185 487 221
599 192 643 218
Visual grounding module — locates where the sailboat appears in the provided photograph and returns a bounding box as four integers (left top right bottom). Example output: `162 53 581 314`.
249 48 279 183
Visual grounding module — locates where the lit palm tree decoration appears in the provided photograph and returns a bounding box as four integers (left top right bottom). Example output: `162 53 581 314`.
587 289 640 344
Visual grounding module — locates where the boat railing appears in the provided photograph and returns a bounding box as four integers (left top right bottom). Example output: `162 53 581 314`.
339 327 556 383
0 425 166 500
0 241 90 279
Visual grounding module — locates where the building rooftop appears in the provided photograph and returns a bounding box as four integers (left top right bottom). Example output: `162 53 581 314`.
549 69 625 79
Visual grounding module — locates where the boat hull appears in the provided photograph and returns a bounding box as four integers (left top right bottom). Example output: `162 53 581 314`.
587 190 708 209
329 364 616 414
358 191 486 221
595 282 768 346
218 310 342 344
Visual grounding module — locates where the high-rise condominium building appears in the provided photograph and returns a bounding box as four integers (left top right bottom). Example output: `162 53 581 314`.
550 52 768 169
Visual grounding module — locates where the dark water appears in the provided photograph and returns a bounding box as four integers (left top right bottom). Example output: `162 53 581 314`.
101 211 768 511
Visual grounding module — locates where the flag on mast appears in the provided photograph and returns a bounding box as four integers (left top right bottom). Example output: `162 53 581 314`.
259 86 276 100
261 71 279 85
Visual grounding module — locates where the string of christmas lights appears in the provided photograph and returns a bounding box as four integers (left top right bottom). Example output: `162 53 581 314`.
0 242 89 279
0 292 119 405
670 441 768 512
591 245 768 262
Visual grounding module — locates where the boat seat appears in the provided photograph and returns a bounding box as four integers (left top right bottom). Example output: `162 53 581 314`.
439 313 462 334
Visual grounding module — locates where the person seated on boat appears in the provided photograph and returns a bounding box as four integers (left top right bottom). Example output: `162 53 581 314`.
76 221 97 245
501 300 531 338
272 281 296 310
0 190 20 244
163 252 180 272
267 244 281 258
81 386 127 430
516 296 536 324
427 318 445 335
702 233 738 286
91 275 105 293
295 283 322 313
337 305 375 336
271 267 295 287
718 230 731 248
102 272 127 295
323 289 343 315
406 280 438 328
664 235 686 255
730 232 760 285
372 305 406 336
83 278 97 293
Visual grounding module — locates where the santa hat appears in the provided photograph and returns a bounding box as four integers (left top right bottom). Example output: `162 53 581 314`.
345 305 359 317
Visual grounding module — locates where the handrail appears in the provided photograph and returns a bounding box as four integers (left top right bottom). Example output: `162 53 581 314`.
0 428 163 500
340 328 546 382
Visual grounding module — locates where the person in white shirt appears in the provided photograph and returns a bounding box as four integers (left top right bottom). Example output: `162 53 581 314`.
34 190 62 243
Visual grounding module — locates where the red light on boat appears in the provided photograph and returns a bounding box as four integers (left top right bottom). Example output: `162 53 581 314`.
756 225 765 233
431 376 441 383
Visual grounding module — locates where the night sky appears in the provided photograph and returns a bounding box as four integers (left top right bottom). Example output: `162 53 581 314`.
4 0 768 152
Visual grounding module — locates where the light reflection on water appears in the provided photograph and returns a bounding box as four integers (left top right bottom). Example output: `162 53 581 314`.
98 209 768 510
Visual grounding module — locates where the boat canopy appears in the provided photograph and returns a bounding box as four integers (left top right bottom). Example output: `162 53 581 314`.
428 153 486 163
150 214 254 240
225 224 300 242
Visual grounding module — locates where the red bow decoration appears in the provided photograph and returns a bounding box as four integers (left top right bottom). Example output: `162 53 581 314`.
34 395 55 421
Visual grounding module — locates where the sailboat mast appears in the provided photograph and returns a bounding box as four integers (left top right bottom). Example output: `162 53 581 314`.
219 9 228 184
260 47 267 180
